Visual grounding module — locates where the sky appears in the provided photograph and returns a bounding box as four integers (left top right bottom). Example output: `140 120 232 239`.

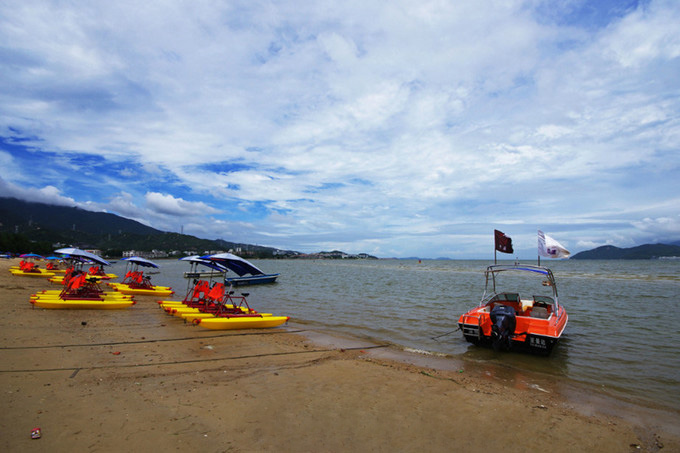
1 0 679 259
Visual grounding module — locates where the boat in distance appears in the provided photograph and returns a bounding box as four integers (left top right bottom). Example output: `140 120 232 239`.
109 256 174 296
458 264 568 355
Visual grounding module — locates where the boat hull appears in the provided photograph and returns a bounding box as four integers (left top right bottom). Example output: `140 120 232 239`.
108 283 174 296
30 298 135 309
225 273 279 286
31 294 131 300
160 303 252 317
196 315 289 330
10 270 55 278
458 307 567 355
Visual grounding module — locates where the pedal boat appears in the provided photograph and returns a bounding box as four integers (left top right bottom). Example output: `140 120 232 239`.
458 264 568 355
30 267 135 309
157 281 287 329
109 256 174 296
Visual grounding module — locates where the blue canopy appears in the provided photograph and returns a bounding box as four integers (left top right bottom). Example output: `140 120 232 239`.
20 253 44 259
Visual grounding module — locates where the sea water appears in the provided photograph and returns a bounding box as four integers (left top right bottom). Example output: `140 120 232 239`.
111 258 680 411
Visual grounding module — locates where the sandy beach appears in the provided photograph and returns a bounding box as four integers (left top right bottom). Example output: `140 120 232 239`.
1 258 677 452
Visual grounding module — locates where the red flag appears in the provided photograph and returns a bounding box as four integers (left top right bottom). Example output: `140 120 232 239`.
494 229 513 254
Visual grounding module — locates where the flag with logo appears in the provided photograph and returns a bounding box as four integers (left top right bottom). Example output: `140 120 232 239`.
494 229 514 254
538 230 570 258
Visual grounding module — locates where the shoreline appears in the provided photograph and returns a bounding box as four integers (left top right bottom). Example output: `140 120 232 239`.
296 322 680 438
1 258 678 452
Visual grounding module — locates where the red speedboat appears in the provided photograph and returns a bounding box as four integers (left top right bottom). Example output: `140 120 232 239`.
458 264 568 355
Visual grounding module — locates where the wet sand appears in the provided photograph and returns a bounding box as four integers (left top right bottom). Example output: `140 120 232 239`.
1 258 677 452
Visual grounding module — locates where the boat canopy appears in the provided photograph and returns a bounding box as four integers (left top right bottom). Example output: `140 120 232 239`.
201 252 265 276
179 255 228 272
20 253 44 259
55 247 111 266
485 264 554 278
121 256 159 268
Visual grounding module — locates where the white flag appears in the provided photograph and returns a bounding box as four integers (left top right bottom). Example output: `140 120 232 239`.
538 230 570 258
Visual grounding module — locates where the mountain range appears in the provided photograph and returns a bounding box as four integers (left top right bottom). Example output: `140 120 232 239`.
570 243 680 260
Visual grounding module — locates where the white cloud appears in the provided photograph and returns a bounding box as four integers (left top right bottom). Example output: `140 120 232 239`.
1 0 679 257
535 125 573 140
632 216 680 241
317 32 359 66
603 1 680 68
103 192 151 226
144 192 220 217
0 176 77 207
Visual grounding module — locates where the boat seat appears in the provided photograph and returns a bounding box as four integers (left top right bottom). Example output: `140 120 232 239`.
520 299 534 312
530 307 549 319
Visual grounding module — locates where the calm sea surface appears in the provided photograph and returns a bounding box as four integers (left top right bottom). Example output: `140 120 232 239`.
111 258 680 411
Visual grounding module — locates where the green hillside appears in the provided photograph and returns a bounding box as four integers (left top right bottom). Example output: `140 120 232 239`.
0 197 282 257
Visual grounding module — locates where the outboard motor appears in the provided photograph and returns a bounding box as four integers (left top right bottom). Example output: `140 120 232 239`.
489 305 517 351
